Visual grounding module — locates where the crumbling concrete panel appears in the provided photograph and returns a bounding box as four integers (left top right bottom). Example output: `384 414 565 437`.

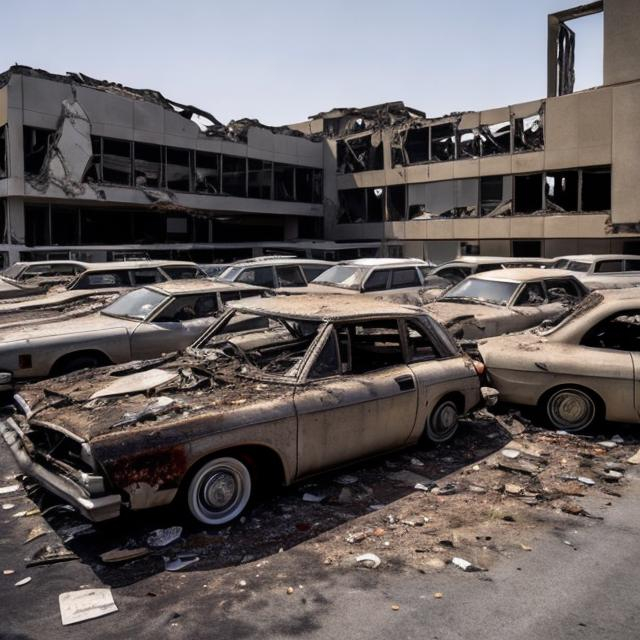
612 82 640 224
480 107 511 125
76 86 133 128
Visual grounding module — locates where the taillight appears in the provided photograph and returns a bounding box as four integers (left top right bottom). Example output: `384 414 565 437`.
472 360 485 376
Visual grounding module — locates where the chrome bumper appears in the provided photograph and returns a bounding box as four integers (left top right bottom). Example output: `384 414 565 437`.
0 417 121 522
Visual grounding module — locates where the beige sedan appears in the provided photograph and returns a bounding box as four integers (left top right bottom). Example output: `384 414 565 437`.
2 295 494 525
479 288 640 432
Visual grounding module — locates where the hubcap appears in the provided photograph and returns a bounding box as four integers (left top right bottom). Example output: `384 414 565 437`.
203 471 237 509
429 401 459 442
549 390 593 430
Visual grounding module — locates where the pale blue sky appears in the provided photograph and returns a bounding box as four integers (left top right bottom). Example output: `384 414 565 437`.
3 0 603 125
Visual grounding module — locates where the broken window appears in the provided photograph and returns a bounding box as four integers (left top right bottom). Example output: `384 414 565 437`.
367 187 384 223
195 151 219 194
221 155 246 197
337 136 383 173
84 136 102 182
23 127 53 175
273 163 294 201
404 127 429 164
166 147 191 191
308 330 340 380
430 124 455 162
387 185 406 221
338 189 366 224
514 113 544 152
581 166 611 211
311 169 323 204
337 320 404 373
545 170 578 212
480 122 511 156
102 138 132 185
294 167 315 203
248 159 272 199
50 206 80 245
514 173 543 213
581 310 640 351
457 129 481 159
25 204 51 246
0 126 6 178
405 320 438 362
480 176 505 216
276 265 306 287
362 270 391 292
557 23 576 96
134 143 162 188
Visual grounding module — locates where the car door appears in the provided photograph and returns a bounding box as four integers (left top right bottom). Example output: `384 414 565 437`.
130 293 220 359
294 319 418 478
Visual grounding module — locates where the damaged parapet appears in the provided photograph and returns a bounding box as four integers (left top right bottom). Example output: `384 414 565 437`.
0 65 308 143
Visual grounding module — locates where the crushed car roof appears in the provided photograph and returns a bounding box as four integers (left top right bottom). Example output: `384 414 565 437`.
149 280 264 295
229 294 422 321
472 268 577 282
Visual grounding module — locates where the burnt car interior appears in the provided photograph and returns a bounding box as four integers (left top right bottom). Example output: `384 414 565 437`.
580 310 640 351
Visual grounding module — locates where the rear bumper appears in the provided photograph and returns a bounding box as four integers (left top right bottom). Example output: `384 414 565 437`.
0 417 121 522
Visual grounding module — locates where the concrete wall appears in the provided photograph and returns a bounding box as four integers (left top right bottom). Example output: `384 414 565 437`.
604 0 640 86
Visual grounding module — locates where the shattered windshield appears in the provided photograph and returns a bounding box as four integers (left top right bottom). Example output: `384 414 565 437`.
441 278 520 306
553 259 590 272
217 266 242 282
0 264 24 280
199 310 322 377
101 287 168 321
312 265 367 290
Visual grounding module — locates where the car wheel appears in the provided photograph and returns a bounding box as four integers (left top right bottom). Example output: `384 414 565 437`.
425 398 460 443
544 387 598 432
187 457 252 525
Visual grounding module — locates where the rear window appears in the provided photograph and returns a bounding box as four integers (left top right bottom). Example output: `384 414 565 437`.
237 267 275 288
595 260 623 273
302 265 329 282
131 268 165 285
276 265 306 287
162 266 204 280
74 271 129 288
390 268 421 289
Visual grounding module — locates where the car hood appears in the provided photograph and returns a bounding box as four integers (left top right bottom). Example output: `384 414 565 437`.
478 331 546 361
303 283 357 295
423 301 514 327
16 353 286 442
0 312 136 344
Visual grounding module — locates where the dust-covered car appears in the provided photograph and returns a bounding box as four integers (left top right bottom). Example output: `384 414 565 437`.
0 280 265 388
303 258 447 303
551 254 640 289
1 295 496 524
425 268 587 340
430 256 553 286
478 288 640 432
0 260 89 300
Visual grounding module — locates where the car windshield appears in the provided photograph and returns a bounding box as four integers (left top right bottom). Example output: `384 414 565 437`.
312 265 367 290
101 287 168 321
199 310 322 377
1 264 24 280
201 265 227 277
553 259 590 272
217 266 243 282
441 277 520 306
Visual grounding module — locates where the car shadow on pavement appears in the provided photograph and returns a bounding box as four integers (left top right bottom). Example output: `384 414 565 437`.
13 415 513 588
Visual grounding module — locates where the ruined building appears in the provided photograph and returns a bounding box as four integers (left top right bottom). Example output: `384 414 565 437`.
0 0 639 265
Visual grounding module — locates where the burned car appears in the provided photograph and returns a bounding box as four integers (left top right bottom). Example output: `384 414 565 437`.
1 295 495 524
0 280 265 388
479 288 640 432
425 268 587 340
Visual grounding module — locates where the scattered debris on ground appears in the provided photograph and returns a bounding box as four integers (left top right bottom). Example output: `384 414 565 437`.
58 588 118 626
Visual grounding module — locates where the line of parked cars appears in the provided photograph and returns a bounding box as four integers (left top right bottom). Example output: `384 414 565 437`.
1 252 639 527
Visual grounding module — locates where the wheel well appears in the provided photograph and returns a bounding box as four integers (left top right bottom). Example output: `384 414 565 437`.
50 349 112 376
181 445 286 492
538 384 604 416
433 391 466 416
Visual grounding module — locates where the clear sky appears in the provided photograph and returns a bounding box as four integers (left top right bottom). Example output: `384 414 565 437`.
3 0 604 125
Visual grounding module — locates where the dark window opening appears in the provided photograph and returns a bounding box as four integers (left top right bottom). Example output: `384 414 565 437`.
25 204 50 246
84 136 102 182
457 129 481 159
512 240 542 257
102 138 132 185
0 201 6 243
274 163 294 201
134 142 162 188
221 155 246 197
276 265 306 287
404 127 429 164
480 176 504 216
51 206 80 245
237 266 275 288
546 170 578 212
430 124 455 162
195 151 219 194
581 310 640 352
167 215 191 242
298 217 322 239
338 320 403 373
0 126 6 178
387 185 406 221
581 166 611 211
595 259 623 273
514 173 543 213
390 268 421 289
23 127 53 175
367 187 384 223
362 270 390 292
514 113 544 152
193 217 210 242
480 122 511 156
166 147 191 191
337 136 383 173
295 167 314 203
248 159 272 199
308 331 340 380
405 320 438 362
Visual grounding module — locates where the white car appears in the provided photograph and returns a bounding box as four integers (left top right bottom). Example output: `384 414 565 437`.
551 254 640 289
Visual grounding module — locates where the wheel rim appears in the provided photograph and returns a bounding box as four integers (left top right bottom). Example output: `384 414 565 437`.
547 389 595 432
427 400 459 443
188 457 251 525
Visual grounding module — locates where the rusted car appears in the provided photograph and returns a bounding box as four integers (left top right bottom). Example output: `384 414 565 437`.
1 295 495 524
479 288 640 432
0 280 265 388
425 268 587 340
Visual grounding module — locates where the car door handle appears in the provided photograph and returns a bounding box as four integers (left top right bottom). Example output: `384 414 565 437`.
394 375 415 391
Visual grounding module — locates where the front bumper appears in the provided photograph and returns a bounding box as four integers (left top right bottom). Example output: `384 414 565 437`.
0 417 121 522
0 371 13 392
